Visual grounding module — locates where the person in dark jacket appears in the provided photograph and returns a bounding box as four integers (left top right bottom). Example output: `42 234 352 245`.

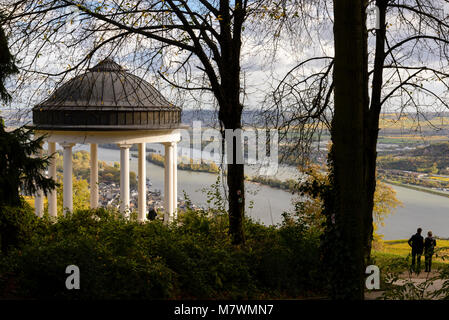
408 228 424 273
424 231 437 272
147 207 158 221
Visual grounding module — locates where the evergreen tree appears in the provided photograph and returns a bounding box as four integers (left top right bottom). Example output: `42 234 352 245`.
0 13 17 103
0 123 57 206
0 13 57 207
0 13 57 253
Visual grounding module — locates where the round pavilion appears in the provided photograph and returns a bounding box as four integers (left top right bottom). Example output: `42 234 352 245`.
32 59 181 222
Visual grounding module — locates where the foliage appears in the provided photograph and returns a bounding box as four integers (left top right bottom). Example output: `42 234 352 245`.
372 182 402 247
377 255 447 300
429 266 449 299
0 201 39 254
0 124 58 207
369 246 449 300
0 13 57 208
292 163 402 239
0 207 326 299
55 174 90 216
246 175 297 192
296 149 401 299
201 175 227 214
317 145 341 298
0 13 18 103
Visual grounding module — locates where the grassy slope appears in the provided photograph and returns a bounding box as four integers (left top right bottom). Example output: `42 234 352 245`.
373 239 449 271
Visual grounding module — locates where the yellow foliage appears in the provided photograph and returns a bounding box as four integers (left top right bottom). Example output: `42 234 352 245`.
55 174 90 215
295 164 402 242
24 196 35 208
373 181 403 227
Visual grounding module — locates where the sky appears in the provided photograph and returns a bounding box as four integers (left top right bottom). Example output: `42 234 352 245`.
2 0 449 126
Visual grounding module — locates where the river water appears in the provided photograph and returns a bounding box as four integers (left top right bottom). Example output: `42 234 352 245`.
71 144 449 239
377 184 449 240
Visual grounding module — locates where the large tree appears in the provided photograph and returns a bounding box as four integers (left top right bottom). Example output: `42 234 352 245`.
264 0 449 297
323 0 369 300
362 0 449 262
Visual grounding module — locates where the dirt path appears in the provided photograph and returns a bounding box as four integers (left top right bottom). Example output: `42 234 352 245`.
365 270 448 300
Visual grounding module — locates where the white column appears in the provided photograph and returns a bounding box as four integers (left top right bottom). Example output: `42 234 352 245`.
90 143 99 209
34 190 44 217
172 142 178 219
138 143 146 222
164 142 174 222
62 143 75 214
34 143 44 217
119 144 131 215
48 142 57 217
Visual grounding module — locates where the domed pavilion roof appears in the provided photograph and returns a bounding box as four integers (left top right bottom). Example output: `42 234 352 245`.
32 59 181 130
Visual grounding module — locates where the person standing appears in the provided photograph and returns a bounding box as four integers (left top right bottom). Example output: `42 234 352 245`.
408 228 424 273
424 231 437 273
147 207 158 221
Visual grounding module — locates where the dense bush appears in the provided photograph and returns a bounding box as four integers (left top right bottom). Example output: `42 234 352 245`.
0 202 40 253
0 206 325 299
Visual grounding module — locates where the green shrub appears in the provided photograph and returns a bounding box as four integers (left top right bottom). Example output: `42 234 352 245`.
0 201 40 254
244 213 324 297
9 238 174 299
0 207 325 299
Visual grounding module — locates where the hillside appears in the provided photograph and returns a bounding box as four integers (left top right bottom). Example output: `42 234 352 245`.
378 142 449 175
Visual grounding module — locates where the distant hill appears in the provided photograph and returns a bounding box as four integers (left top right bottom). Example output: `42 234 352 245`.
405 142 449 157
378 142 449 174
181 109 267 126
1 108 267 127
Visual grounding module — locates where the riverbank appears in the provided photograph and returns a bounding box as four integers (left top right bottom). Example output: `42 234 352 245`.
145 152 299 192
101 143 158 153
146 152 220 174
245 175 297 192
383 179 449 199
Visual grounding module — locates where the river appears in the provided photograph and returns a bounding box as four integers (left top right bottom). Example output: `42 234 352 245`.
71 144 449 239
73 144 296 226
378 184 449 240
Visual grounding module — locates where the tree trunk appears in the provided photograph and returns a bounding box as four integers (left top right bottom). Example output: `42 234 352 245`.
363 0 387 264
325 0 368 299
216 6 246 245
227 161 245 245
219 97 245 245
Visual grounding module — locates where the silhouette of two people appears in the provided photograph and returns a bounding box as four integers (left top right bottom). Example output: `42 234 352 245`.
408 228 437 273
